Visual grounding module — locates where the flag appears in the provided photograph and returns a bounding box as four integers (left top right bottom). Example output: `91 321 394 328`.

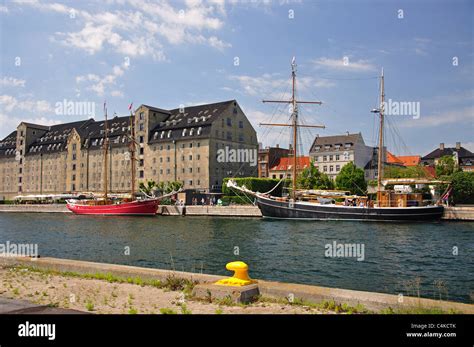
128 102 133 111
442 187 452 201
291 56 296 65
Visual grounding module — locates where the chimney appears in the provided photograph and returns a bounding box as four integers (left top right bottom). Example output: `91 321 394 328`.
346 131 349 136
439 143 444 150
276 144 279 148
456 142 461 150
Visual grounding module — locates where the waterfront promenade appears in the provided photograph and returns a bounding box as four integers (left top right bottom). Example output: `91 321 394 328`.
1 256 473 314
0 204 473 220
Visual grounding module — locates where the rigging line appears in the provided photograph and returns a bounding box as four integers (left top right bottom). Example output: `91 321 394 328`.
297 71 379 81
260 74 292 138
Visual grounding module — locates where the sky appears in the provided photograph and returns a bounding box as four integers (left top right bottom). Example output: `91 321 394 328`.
0 0 473 157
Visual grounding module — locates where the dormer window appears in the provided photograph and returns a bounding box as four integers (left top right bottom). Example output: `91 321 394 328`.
197 127 202 135
161 131 165 139
153 132 158 140
314 146 321 151
324 145 331 150
182 128 187 136
344 143 352 148
167 130 172 138
189 128 194 136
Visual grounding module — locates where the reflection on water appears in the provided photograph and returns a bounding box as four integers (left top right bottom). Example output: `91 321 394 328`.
0 213 473 303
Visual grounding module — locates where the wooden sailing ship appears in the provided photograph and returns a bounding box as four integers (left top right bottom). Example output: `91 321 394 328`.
66 104 161 216
228 58 445 221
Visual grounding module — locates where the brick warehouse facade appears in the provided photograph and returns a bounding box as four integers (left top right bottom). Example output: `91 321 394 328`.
0 100 258 200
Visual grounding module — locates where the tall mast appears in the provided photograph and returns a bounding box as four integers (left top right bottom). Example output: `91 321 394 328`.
129 108 136 197
103 103 109 201
291 59 298 199
261 57 325 200
376 68 385 203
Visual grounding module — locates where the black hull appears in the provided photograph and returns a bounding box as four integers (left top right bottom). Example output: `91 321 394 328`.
257 196 444 222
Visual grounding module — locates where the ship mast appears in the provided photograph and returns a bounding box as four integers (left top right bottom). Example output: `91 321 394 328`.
128 107 136 197
376 69 385 203
103 103 109 201
261 57 325 200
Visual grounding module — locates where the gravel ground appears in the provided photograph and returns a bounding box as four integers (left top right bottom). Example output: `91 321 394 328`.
0 266 333 314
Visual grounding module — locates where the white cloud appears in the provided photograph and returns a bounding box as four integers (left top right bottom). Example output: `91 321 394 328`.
76 62 129 97
399 106 474 128
229 73 334 98
14 0 230 60
312 57 376 72
0 95 53 113
0 77 26 87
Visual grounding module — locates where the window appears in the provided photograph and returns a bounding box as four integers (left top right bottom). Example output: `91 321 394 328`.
323 166 327 172
238 134 244 142
239 121 243 128
323 156 327 161
72 144 76 150
139 136 144 143
227 132 232 141
181 155 185 161
197 154 200 160
189 180 193 186
329 155 333 161
336 154 340 161
139 159 144 166
72 164 76 171
336 165 340 172
189 168 192 173
189 155 192 160
227 118 232 126
330 166 334 172
167 157 170 162
140 147 144 155
72 153 76 161
139 112 144 120
72 174 76 181
139 170 144 178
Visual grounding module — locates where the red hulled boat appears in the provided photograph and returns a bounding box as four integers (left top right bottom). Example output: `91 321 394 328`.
66 198 159 216
67 102 162 216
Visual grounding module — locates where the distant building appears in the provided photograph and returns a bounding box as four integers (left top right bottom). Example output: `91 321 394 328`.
422 142 474 172
0 100 258 200
309 133 373 180
258 144 290 178
269 156 310 179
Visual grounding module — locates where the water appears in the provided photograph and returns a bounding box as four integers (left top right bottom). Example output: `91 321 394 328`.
0 213 473 303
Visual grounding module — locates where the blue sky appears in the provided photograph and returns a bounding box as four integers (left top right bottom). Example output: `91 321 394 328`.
0 0 473 156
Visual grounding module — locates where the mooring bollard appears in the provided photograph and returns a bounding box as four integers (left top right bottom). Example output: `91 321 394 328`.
215 261 257 286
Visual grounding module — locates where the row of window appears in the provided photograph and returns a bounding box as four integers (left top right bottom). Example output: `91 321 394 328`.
314 154 350 162
313 143 353 151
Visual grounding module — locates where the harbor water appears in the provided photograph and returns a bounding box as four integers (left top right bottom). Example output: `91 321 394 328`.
0 213 472 303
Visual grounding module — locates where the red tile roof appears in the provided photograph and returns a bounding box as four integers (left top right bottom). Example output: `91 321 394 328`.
270 156 310 171
386 151 404 165
397 155 421 167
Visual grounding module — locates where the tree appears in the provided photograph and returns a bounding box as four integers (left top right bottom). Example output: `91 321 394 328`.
139 180 157 195
335 162 367 195
139 180 183 196
436 155 457 177
297 161 334 190
451 171 474 204
384 165 430 179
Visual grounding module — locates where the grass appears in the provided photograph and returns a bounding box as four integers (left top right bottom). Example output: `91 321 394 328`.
159 308 177 315
128 307 138 314
8 266 197 293
178 303 192 314
85 301 95 311
380 306 459 314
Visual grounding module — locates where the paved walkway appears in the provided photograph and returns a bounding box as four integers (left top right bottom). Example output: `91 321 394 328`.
0 297 86 314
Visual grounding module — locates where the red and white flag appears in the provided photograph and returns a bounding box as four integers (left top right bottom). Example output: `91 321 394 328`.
128 102 133 111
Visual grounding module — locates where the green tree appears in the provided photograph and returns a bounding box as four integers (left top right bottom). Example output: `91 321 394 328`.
384 165 430 179
335 162 367 195
436 155 457 177
451 171 474 204
139 180 157 195
297 161 334 190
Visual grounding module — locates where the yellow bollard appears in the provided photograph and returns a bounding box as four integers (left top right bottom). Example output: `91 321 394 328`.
215 261 257 286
